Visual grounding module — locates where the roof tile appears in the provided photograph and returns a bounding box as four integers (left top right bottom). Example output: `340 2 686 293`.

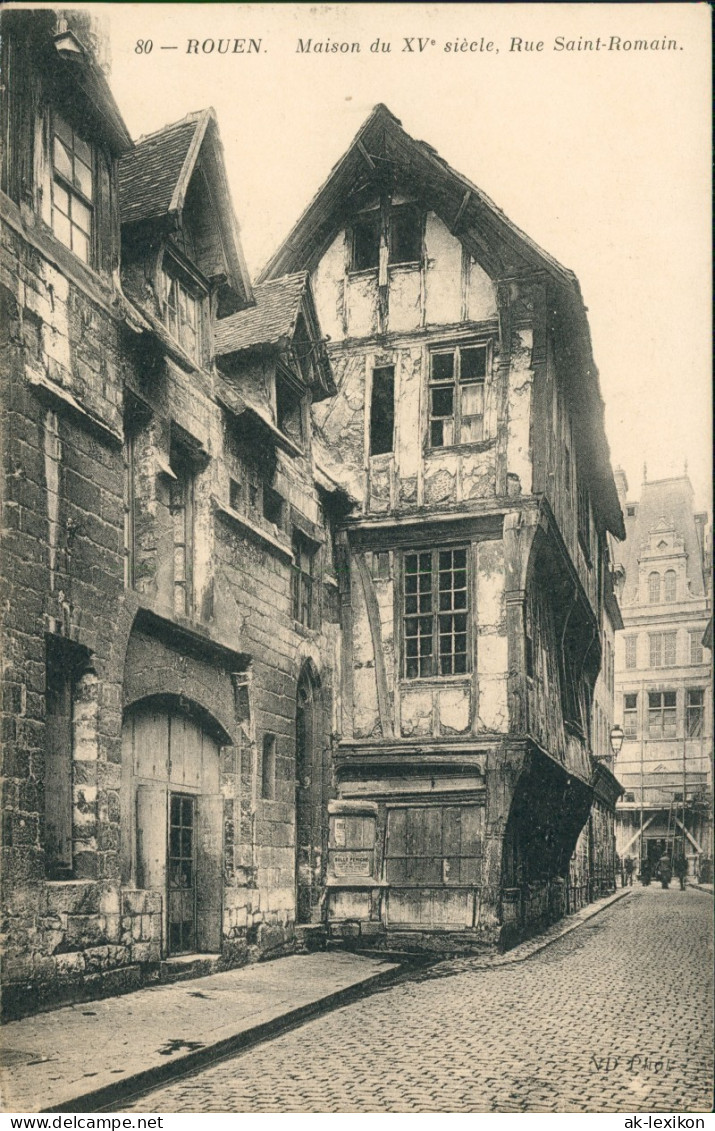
214 273 309 355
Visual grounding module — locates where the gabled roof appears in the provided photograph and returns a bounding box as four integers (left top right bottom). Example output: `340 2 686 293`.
259 104 625 540
214 272 335 401
118 109 252 305
214 273 309 355
620 476 708 605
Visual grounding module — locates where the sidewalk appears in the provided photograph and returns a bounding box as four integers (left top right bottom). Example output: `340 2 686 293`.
0 951 399 1114
1 889 631 1115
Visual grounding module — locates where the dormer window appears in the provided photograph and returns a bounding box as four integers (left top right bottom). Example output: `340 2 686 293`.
161 261 203 362
51 114 93 263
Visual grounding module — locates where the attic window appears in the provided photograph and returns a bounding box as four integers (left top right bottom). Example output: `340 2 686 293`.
626 506 636 517
51 114 93 263
350 205 422 272
352 213 380 271
389 205 422 265
162 262 203 362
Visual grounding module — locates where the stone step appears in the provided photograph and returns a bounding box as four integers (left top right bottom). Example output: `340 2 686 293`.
160 953 221 982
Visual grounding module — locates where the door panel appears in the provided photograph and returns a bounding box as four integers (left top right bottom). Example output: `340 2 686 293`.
196 794 223 952
136 783 167 892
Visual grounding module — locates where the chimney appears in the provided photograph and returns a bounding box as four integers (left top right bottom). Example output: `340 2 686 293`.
613 466 628 508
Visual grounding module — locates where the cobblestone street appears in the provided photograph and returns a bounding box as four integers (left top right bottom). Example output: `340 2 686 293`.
123 888 713 1114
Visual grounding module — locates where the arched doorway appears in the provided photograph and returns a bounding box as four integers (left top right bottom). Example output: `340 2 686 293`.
295 664 323 924
121 698 224 956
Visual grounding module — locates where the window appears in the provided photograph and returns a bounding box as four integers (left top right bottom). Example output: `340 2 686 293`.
625 635 637 670
385 805 483 887
626 505 636 517
229 478 242 511
45 639 75 878
351 212 380 271
389 206 421 265
690 632 704 665
163 268 201 361
623 693 638 737
428 345 488 448
369 366 395 455
51 114 93 263
403 548 469 678
648 572 661 604
292 532 316 628
276 374 304 447
663 570 677 603
261 734 276 800
648 690 676 737
650 632 676 668
262 485 284 528
170 446 194 617
686 689 704 737
350 206 422 272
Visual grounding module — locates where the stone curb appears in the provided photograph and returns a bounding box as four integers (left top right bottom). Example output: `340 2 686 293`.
44 961 408 1114
45 890 632 1113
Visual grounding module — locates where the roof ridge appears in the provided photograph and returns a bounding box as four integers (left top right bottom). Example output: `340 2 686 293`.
132 108 205 147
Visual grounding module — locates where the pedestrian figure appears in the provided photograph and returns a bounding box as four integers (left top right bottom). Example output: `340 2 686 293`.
640 858 651 885
658 854 672 889
673 854 688 890
624 856 635 886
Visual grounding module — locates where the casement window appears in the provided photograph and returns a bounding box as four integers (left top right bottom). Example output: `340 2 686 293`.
649 631 676 668
623 693 638 737
648 690 676 737
428 344 488 448
690 632 704 666
51 114 93 263
292 532 317 628
663 570 677 603
350 205 422 272
276 374 304 447
169 446 195 617
686 689 704 737
403 548 469 679
369 366 395 455
625 635 637 670
648 572 661 604
162 268 201 361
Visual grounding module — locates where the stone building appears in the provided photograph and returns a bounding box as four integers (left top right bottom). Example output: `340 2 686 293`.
612 471 712 877
259 104 625 950
0 9 342 1017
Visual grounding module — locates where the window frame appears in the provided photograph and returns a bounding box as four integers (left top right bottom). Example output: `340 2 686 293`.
160 254 205 363
401 546 470 681
427 342 490 450
689 631 704 666
51 112 95 265
292 530 318 629
648 572 661 604
649 631 677 668
623 692 638 737
276 369 306 449
648 690 677 738
686 689 704 738
663 569 677 603
369 364 395 456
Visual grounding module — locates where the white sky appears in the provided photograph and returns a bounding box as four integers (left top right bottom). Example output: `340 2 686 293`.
82 3 712 512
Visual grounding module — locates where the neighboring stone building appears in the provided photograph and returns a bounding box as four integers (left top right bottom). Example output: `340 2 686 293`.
260 104 625 950
612 471 712 877
0 9 342 1017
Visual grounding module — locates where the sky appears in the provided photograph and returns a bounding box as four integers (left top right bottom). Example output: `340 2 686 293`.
71 3 714 512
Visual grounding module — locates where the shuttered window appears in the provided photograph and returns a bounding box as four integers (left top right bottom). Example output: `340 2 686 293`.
385 805 483 887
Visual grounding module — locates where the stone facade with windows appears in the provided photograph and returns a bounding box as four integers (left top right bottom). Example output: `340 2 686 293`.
612 470 712 878
0 10 342 1018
